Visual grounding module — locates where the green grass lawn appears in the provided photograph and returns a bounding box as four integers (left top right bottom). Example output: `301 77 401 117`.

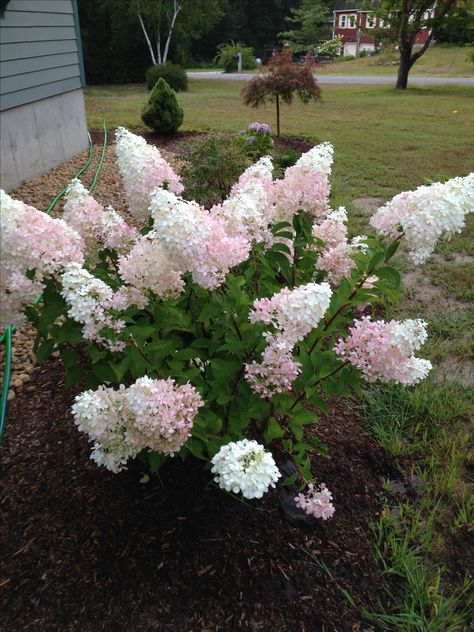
85 79 474 201
320 44 474 77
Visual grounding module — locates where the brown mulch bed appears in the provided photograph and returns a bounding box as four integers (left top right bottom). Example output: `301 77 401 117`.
1 358 400 632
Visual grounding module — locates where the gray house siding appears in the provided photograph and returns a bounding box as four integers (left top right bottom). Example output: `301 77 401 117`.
0 0 85 112
0 0 89 191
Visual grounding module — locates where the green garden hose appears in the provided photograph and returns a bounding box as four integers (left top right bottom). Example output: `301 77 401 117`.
0 122 108 443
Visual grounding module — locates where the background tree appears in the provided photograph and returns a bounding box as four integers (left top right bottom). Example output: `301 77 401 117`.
190 0 300 62
375 0 460 89
132 0 222 65
278 0 332 52
242 48 322 136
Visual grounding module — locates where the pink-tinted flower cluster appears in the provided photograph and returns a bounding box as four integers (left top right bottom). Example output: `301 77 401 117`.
72 377 203 472
370 173 474 264
273 142 333 222
63 179 138 258
115 127 183 222
295 483 335 520
118 236 184 303
246 282 332 397
245 340 301 398
1 190 83 329
150 188 250 290
124 377 203 456
334 316 432 385
312 208 369 284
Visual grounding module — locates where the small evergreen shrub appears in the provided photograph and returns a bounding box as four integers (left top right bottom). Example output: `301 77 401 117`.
145 62 188 92
141 78 184 135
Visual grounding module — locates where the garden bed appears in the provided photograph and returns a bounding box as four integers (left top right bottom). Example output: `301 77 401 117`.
2 357 399 631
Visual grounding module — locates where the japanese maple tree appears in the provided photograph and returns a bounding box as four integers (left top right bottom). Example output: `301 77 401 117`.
242 49 322 136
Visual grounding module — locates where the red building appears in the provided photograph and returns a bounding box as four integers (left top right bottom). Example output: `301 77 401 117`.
333 1 434 57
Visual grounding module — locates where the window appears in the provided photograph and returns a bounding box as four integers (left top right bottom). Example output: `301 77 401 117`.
348 15 356 28
366 14 375 28
339 14 347 28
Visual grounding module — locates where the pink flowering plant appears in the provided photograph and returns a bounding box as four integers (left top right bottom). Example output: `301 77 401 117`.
2 126 472 520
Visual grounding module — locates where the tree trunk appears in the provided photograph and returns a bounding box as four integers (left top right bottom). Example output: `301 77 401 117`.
276 94 280 137
138 12 156 65
162 0 181 64
396 51 412 90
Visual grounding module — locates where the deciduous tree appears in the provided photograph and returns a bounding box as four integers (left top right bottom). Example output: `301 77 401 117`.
132 0 222 65
376 0 459 89
242 48 322 136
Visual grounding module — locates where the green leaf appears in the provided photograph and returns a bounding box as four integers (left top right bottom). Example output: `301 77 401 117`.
148 452 167 473
376 266 401 289
36 339 55 363
61 348 77 368
305 391 329 415
64 365 83 387
385 240 400 261
210 358 241 377
367 251 385 272
263 417 285 444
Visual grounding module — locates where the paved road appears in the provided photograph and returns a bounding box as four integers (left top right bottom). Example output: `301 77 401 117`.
188 71 474 87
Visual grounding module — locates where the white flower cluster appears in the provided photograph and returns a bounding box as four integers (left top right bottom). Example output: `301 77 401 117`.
61 263 126 349
115 127 183 221
211 439 281 499
392 318 428 356
370 173 474 264
250 282 333 346
293 141 334 177
212 180 274 245
72 377 203 473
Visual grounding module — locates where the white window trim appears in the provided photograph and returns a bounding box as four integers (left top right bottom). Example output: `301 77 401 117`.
366 14 375 28
339 14 347 28
348 14 357 28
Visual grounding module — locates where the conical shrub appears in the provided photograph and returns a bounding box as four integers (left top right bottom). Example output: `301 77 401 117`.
141 78 183 134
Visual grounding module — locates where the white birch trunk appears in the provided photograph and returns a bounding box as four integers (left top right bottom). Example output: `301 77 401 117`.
138 11 156 65
162 0 181 64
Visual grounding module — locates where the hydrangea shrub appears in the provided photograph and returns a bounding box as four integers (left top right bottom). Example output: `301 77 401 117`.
1 128 472 520
236 122 273 159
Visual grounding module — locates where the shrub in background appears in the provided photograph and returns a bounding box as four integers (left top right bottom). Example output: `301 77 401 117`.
315 38 342 59
141 78 184 134
181 135 250 206
214 41 257 73
145 62 188 92
272 149 300 178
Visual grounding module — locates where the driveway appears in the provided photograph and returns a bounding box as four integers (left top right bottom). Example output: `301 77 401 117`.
188 71 474 87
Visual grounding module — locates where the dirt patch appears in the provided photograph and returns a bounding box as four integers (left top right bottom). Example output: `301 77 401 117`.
351 197 385 217
1 358 398 631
